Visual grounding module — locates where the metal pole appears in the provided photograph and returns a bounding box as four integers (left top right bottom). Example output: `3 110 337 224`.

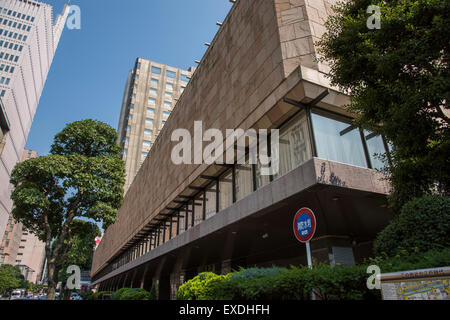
306 241 312 269
306 241 316 300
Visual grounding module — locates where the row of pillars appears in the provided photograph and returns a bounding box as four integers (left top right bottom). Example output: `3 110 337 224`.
96 258 234 300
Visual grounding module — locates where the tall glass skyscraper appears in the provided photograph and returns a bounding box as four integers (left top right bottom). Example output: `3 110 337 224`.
0 0 69 238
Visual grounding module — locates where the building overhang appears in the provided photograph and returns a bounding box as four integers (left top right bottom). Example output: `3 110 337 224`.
92 157 392 284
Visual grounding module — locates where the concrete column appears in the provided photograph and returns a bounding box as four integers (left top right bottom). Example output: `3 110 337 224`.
170 271 185 300
221 259 232 275
140 264 149 289
122 272 129 288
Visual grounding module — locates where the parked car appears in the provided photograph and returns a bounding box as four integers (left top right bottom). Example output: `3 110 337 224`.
10 290 22 300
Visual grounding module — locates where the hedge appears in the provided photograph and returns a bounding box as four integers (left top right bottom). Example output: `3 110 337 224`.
111 287 131 300
93 291 113 300
177 248 450 300
119 288 150 300
374 195 450 257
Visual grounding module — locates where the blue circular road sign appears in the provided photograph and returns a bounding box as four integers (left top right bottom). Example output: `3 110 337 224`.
293 207 316 243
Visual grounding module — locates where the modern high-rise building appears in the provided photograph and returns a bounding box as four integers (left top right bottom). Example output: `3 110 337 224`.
0 0 69 238
0 149 46 283
117 58 195 192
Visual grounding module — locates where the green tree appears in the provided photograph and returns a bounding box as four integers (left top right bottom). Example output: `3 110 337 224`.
57 220 101 299
0 264 22 297
10 120 125 300
374 196 450 256
317 0 450 211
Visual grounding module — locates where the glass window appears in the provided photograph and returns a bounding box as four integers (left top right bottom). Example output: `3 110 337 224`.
151 66 161 75
151 78 159 87
236 163 253 201
147 107 155 116
149 88 158 95
166 82 174 90
364 130 387 170
311 112 367 168
163 111 171 118
219 170 233 211
273 110 312 179
190 195 202 226
180 74 190 82
185 202 194 231
164 101 171 108
165 91 172 99
141 152 148 159
143 140 152 148
178 208 186 234
166 70 176 79
146 118 154 126
148 97 156 105
161 121 166 128
144 129 153 136
205 183 217 219
137 62 141 69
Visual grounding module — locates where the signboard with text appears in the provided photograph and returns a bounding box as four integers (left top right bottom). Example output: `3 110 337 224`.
293 207 316 243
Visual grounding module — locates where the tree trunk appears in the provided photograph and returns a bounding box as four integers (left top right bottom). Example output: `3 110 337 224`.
46 263 58 300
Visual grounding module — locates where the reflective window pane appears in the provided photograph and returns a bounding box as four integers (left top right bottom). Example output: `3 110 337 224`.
219 170 233 211
205 183 217 219
151 66 161 75
194 194 204 225
236 163 253 201
273 110 312 179
364 131 387 170
312 113 367 168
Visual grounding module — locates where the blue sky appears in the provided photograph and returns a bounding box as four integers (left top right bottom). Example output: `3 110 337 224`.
25 0 233 156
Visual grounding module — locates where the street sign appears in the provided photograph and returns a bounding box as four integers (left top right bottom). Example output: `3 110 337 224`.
293 207 317 300
293 207 316 243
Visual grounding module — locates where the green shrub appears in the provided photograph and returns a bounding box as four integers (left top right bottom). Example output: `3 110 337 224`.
93 291 113 300
372 247 450 274
204 265 375 300
111 288 131 300
197 274 230 300
120 288 150 300
84 291 95 300
177 272 220 300
176 247 450 300
374 196 450 257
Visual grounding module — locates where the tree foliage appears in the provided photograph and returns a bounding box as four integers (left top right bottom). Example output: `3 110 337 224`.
58 220 101 286
373 195 450 256
9 119 125 299
0 264 23 296
317 0 450 211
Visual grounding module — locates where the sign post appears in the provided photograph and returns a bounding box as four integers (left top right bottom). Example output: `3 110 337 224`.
293 207 317 299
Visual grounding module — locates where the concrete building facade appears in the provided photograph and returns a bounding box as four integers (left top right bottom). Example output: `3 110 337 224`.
91 0 394 299
0 149 46 283
0 0 69 239
117 58 195 192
